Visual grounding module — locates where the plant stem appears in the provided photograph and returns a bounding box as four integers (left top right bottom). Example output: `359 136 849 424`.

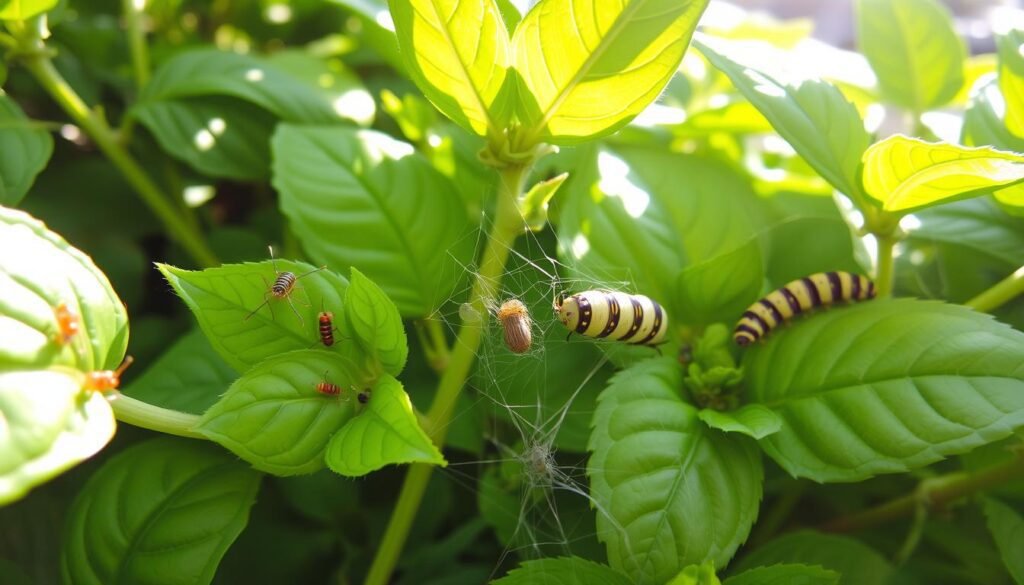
364 164 528 585
123 0 150 89
821 454 1024 533
110 394 204 439
121 0 151 142
874 232 897 297
17 30 218 268
415 317 451 373
966 265 1024 313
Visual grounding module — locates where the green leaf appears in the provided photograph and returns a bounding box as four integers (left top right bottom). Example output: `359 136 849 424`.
588 357 763 583
0 0 57 20
380 89 438 143
132 48 345 180
326 374 445 476
558 144 761 319
492 557 632 585
61 437 261 585
744 299 1024 482
266 49 375 126
862 135 1024 213
676 238 763 325
197 350 359 475
667 561 721 585
0 96 53 205
345 268 408 377
897 198 1024 316
699 404 782 440
854 0 964 111
389 0 511 136
122 329 237 414
723 564 839 585
998 30 1024 140
158 261 354 373
0 207 128 372
758 216 864 287
514 0 710 145
272 124 473 316
521 172 567 231
982 498 1024 584
731 531 893 585
695 38 870 204
0 206 128 505
963 76 1024 152
0 371 114 506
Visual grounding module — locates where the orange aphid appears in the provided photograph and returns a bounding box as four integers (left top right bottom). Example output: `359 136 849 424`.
84 356 134 393
53 302 81 345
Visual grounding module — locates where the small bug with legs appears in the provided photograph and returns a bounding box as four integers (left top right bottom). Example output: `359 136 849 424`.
315 371 343 397
84 356 134 393
317 311 337 347
497 299 532 354
245 246 325 327
53 302 81 345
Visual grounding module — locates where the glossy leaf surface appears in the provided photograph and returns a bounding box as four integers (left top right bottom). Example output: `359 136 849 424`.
390 0 511 136
326 375 445 476
514 0 709 144
863 135 1024 213
197 350 359 475
744 299 1024 482
272 125 473 316
589 357 762 583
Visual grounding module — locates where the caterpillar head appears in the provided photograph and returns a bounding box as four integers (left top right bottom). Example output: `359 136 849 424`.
556 295 580 330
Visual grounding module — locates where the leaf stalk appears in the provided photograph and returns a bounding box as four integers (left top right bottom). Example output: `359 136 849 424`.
966 264 1024 313
110 394 204 439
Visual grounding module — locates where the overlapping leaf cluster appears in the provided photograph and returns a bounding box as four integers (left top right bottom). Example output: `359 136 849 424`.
3 0 1024 583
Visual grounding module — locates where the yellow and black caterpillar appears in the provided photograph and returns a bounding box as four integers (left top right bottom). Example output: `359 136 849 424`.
556 290 667 345
733 271 876 347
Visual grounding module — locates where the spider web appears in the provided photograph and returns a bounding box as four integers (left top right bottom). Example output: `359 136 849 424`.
423 217 654 579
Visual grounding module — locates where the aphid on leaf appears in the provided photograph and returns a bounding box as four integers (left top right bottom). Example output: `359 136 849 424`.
244 246 325 327
733 271 876 347
357 388 370 404
554 290 667 346
53 302 81 345
497 299 532 354
84 355 134 393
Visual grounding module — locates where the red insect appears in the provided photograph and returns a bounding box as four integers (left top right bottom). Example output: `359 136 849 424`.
315 371 342 397
84 356 134 393
317 311 337 347
53 302 81 345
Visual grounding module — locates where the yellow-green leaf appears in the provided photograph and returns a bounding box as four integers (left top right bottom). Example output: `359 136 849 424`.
513 0 709 145
389 0 511 137
862 135 1024 213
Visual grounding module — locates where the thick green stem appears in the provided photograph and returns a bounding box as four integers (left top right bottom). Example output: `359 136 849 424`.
821 454 1024 533
415 317 451 373
17 32 218 267
874 232 897 297
966 265 1024 313
364 164 528 585
110 394 204 439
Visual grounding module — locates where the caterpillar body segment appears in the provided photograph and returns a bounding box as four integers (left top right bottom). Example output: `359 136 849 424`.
733 271 876 347
555 290 667 346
